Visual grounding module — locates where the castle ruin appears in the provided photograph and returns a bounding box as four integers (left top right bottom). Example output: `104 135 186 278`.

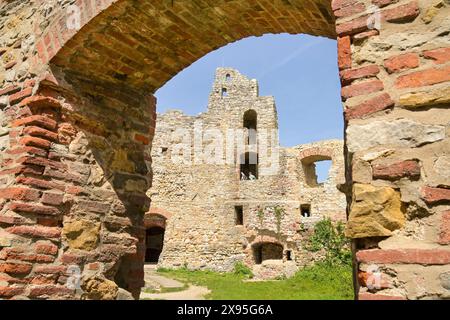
147 68 347 278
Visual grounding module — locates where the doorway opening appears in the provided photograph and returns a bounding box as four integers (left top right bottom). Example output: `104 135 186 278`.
253 242 284 264
145 226 165 264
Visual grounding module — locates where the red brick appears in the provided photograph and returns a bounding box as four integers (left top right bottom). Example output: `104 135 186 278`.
356 249 450 265
134 133 150 145
29 285 74 298
41 192 64 206
396 66 450 89
35 241 59 255
353 30 379 41
65 186 87 196
60 253 85 265
0 187 41 201
0 262 32 275
341 79 384 100
359 292 406 300
340 65 380 85
358 271 391 289
337 36 352 70
17 95 62 109
12 115 57 131
423 47 450 65
23 126 59 142
0 85 20 96
372 0 398 8
8 87 33 105
0 215 27 225
334 3 366 18
344 92 394 120
16 156 66 171
16 176 65 191
439 211 450 245
6 146 49 158
0 164 45 177
8 202 61 216
6 225 61 239
384 53 419 73
34 265 66 274
0 286 25 298
37 216 61 227
422 186 450 205
19 136 52 150
3 249 55 263
336 14 370 36
382 1 420 23
372 160 421 181
332 0 359 10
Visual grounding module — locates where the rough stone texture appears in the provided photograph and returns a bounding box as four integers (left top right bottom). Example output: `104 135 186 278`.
62 220 100 251
252 260 298 280
149 69 347 273
0 0 448 300
346 184 406 238
81 276 119 300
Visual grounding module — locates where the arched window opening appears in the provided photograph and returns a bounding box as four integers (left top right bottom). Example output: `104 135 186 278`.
221 88 228 97
252 242 283 264
243 109 257 130
301 156 332 187
243 109 257 144
145 226 165 264
225 74 231 82
240 152 258 180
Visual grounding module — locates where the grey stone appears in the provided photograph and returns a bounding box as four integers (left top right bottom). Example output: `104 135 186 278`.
346 119 445 153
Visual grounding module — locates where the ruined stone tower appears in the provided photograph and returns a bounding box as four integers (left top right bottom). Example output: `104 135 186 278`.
147 68 346 277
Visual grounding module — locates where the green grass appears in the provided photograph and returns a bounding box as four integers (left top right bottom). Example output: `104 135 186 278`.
157 262 354 300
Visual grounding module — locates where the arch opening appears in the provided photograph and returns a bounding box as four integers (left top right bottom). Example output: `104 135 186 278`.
252 242 284 264
145 226 165 264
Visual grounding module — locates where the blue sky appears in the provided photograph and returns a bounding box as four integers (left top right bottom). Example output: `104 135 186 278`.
155 33 343 180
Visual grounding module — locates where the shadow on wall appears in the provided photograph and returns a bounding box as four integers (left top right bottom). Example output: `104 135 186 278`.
37 69 154 299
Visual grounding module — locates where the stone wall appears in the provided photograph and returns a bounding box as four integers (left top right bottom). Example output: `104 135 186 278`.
149 68 347 274
0 0 448 300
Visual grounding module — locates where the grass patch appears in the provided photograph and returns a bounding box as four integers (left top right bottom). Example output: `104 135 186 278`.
158 262 353 300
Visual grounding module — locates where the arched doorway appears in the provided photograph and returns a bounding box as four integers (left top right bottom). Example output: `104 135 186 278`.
145 226 165 264
252 242 284 264
1 0 446 301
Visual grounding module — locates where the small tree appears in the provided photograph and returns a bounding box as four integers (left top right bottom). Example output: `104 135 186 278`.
306 218 351 265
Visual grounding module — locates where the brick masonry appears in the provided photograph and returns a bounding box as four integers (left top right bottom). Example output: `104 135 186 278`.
0 0 448 300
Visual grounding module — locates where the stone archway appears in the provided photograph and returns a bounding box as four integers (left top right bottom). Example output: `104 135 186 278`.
0 0 449 300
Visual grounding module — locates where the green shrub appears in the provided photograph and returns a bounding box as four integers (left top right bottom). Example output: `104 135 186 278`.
233 261 253 278
306 218 351 265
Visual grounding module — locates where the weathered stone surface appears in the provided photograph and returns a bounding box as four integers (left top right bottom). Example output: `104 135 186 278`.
252 260 298 280
152 69 347 272
81 276 118 300
116 288 135 300
62 220 101 251
346 184 406 238
399 86 450 108
346 119 445 153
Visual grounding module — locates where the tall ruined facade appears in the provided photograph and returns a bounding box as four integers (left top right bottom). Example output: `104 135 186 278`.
148 68 346 278
0 0 448 300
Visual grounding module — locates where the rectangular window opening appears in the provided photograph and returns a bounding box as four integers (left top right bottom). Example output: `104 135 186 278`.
301 204 311 218
235 205 243 225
